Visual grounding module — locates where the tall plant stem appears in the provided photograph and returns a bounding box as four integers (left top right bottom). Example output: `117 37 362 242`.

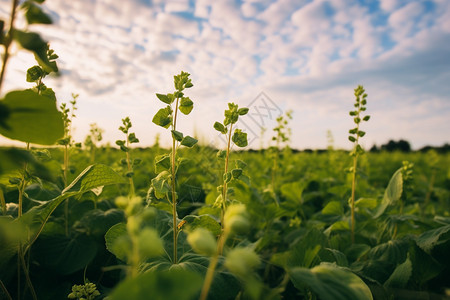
350 154 358 244
221 123 233 226
18 143 30 218
171 97 180 264
63 144 69 236
125 139 135 197
0 0 19 93
199 229 229 300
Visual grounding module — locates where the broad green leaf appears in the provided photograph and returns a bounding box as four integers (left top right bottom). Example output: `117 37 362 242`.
152 107 172 128
155 154 171 173
109 269 202 300
183 215 221 236
26 65 44 82
235 159 247 169
232 129 248 147
62 164 125 194
324 220 350 236
384 256 412 288
32 232 98 275
105 222 129 262
373 168 403 218
76 209 125 238
151 171 171 199
13 29 47 51
180 135 198 147
213 121 227 134
0 147 48 176
322 201 343 215
171 130 183 142
179 97 193 115
0 90 64 145
416 224 450 253
156 93 172 104
23 2 52 24
289 263 373 300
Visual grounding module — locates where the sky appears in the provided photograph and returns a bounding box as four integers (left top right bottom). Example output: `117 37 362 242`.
0 0 449 150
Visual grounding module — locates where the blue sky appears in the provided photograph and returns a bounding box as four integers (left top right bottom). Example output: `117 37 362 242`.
1 0 449 150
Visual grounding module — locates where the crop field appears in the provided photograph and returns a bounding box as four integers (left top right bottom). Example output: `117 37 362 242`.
1 1 450 300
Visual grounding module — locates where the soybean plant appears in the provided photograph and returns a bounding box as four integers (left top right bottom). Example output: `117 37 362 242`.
270 110 292 191
213 102 249 226
348 85 370 243
84 123 104 163
116 117 140 196
150 71 198 264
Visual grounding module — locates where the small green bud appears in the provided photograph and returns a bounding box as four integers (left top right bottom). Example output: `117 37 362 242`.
115 196 128 209
187 228 217 256
224 203 250 235
224 247 260 277
126 215 141 235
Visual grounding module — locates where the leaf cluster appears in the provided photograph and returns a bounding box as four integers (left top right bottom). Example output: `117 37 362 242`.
214 102 249 148
349 85 370 156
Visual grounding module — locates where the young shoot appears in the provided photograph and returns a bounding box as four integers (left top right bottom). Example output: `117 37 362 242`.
84 123 104 163
150 71 198 264
271 110 292 191
348 85 370 243
213 102 249 225
116 116 140 197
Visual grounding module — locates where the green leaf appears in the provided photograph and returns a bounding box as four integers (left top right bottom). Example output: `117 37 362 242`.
156 93 172 104
181 135 198 147
183 215 221 236
62 164 125 194
108 269 202 300
179 97 193 115
151 171 171 199
232 129 248 147
223 172 232 183
0 90 64 145
105 222 129 262
322 201 344 215
416 224 450 253
373 168 403 218
26 65 44 82
357 131 366 137
152 106 172 128
231 168 242 179
32 232 98 275
238 107 249 115
22 2 52 24
348 136 356 142
235 160 247 169
155 154 171 173
289 263 373 300
13 29 47 51
213 121 227 134
171 130 183 142
128 132 139 143
363 115 371 121
384 256 412 288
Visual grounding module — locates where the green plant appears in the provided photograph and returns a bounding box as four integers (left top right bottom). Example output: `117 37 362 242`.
348 85 370 243
116 117 140 196
68 281 100 300
271 110 292 191
84 123 104 163
150 71 197 264
213 102 249 225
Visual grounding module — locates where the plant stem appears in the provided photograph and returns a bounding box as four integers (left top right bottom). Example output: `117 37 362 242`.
171 97 180 264
0 0 19 93
350 154 357 244
18 143 30 218
199 229 229 300
221 123 233 226
0 279 12 300
125 138 135 197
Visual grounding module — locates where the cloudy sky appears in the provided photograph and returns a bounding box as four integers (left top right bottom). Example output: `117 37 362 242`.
1 0 449 150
